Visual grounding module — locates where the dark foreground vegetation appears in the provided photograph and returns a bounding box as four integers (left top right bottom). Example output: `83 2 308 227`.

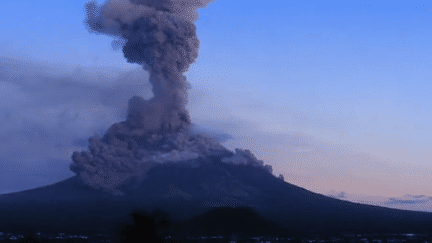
2 207 432 243
3 234 432 243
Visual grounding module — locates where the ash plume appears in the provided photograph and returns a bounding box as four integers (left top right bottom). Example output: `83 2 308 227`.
83 0 214 132
70 0 273 195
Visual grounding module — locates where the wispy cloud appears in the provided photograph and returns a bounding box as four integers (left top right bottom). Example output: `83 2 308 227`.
385 195 432 205
324 190 432 212
0 57 153 164
0 57 153 190
326 190 348 199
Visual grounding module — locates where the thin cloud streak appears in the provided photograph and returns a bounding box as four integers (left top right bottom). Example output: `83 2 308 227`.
326 190 432 213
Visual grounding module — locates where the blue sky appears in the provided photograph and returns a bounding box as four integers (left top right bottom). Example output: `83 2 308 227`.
0 0 431 212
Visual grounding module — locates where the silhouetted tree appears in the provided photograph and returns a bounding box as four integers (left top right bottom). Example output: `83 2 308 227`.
18 229 41 243
113 209 171 243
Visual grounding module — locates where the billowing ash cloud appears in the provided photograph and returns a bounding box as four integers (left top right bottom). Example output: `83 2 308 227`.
83 0 215 134
222 149 273 174
70 128 233 195
70 0 275 195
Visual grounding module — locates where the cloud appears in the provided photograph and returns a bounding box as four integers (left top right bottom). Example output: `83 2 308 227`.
386 195 432 205
0 56 154 186
322 190 432 212
326 190 348 199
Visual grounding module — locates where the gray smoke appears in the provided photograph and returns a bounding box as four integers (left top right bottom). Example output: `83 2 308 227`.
70 0 216 194
84 0 216 133
70 0 273 195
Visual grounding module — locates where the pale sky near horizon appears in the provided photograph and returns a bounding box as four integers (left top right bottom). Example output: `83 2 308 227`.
0 0 431 212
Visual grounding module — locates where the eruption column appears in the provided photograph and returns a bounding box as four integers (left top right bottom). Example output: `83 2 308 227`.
84 0 214 133
70 0 217 195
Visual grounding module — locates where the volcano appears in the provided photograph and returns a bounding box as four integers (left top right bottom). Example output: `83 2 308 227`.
2 0 432 238
1 143 432 237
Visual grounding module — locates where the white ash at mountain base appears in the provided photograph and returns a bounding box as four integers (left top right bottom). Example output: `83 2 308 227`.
70 117 272 196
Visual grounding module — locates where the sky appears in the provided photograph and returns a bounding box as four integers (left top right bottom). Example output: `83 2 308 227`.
0 0 431 212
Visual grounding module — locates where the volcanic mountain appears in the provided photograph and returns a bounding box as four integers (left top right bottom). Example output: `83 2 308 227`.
1 130 432 237
2 0 432 238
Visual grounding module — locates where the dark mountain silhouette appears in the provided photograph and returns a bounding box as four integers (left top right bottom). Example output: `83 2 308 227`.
111 206 293 243
1 154 432 237
173 206 292 239
112 209 171 243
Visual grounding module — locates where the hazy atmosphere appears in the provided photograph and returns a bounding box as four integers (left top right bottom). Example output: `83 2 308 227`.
1 0 431 212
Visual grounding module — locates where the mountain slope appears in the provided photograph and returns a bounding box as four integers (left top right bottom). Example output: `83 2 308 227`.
1 155 432 236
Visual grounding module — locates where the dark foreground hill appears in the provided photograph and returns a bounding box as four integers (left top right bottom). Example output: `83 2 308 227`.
1 155 432 237
111 206 292 243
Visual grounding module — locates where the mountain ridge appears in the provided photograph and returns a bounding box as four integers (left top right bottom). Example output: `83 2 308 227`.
1 155 432 236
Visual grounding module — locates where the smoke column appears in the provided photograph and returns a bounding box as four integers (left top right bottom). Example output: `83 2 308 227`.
84 0 215 133
69 0 222 195
70 0 272 196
